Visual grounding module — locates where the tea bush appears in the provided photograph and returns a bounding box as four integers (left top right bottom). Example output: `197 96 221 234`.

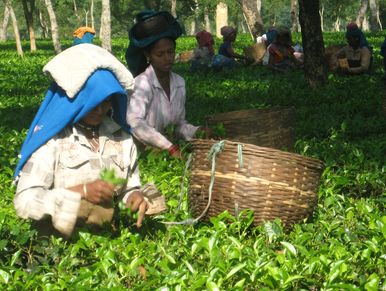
0 33 385 289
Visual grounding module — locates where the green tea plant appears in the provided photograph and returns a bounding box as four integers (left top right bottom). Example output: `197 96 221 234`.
0 33 385 289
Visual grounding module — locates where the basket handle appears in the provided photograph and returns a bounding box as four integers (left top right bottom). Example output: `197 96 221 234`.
161 141 225 225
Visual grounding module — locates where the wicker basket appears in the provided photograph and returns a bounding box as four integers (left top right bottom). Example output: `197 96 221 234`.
244 42 267 64
206 107 295 151
188 139 324 226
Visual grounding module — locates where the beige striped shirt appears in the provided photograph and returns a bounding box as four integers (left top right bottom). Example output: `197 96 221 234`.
14 117 140 236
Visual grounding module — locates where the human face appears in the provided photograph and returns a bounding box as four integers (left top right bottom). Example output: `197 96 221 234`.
147 38 176 74
347 35 360 49
82 97 112 126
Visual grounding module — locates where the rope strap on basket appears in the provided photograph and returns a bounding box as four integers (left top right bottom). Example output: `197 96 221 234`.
161 140 225 225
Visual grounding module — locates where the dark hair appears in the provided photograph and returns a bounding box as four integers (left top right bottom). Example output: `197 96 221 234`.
144 37 176 54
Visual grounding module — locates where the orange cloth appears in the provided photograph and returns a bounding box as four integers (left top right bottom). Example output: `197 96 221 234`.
73 27 96 39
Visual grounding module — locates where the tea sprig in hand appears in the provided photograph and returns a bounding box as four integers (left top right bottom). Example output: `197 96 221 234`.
100 168 127 186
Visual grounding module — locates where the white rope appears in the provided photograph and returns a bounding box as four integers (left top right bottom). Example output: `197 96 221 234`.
161 141 225 225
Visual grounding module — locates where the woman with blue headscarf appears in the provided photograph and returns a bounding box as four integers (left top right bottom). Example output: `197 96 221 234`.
331 22 371 75
13 44 166 237
125 11 207 158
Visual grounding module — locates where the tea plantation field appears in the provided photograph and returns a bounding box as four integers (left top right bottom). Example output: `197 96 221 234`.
0 32 385 289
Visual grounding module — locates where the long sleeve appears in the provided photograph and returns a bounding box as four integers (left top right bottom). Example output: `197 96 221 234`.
14 138 81 236
127 73 173 150
174 87 199 140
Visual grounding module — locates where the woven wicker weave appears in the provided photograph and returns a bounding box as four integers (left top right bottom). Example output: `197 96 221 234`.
188 139 324 226
206 107 295 151
244 42 267 64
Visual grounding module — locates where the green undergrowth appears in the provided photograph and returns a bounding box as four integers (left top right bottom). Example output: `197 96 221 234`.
0 32 385 289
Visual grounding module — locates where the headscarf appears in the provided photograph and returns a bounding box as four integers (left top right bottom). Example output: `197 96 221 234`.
265 27 278 46
195 30 214 55
73 26 96 46
345 22 369 48
220 26 236 40
14 69 129 179
125 10 183 77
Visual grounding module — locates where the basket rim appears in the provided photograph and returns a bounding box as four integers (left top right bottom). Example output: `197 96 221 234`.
206 106 295 123
191 139 324 169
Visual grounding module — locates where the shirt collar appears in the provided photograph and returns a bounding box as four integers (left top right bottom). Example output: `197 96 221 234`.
146 64 184 89
71 116 121 142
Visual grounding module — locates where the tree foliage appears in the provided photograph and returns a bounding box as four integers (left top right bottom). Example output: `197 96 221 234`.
0 0 384 43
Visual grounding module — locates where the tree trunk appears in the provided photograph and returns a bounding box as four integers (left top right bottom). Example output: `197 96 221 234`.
240 19 247 33
290 0 299 32
298 0 327 88
204 7 211 32
4 0 23 56
239 0 264 40
356 0 368 29
73 0 81 23
38 9 49 38
376 6 382 30
0 5 9 41
363 17 370 30
334 16 340 31
91 0 94 29
319 4 324 32
100 0 111 52
190 18 196 35
369 0 379 30
216 2 228 38
171 0 177 18
84 9 89 26
21 0 37 51
44 0 61 53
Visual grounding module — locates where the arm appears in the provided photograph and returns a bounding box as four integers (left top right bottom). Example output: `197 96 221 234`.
348 47 371 74
127 75 173 150
330 47 347 70
14 138 81 236
226 43 246 60
121 137 147 227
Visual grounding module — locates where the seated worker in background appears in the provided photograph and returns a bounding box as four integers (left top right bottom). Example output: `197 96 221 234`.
212 26 252 70
256 27 278 47
331 22 371 75
267 27 302 72
13 44 165 238
126 11 209 159
73 26 96 45
190 30 215 72
381 36 386 80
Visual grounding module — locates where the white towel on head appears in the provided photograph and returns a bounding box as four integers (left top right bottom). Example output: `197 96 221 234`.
43 43 133 98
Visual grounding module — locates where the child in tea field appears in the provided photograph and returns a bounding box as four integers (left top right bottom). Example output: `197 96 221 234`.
125 11 209 158
331 22 371 75
13 44 165 237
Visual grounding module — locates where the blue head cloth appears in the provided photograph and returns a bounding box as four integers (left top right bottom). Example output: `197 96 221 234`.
73 32 95 46
14 69 130 178
125 10 182 77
